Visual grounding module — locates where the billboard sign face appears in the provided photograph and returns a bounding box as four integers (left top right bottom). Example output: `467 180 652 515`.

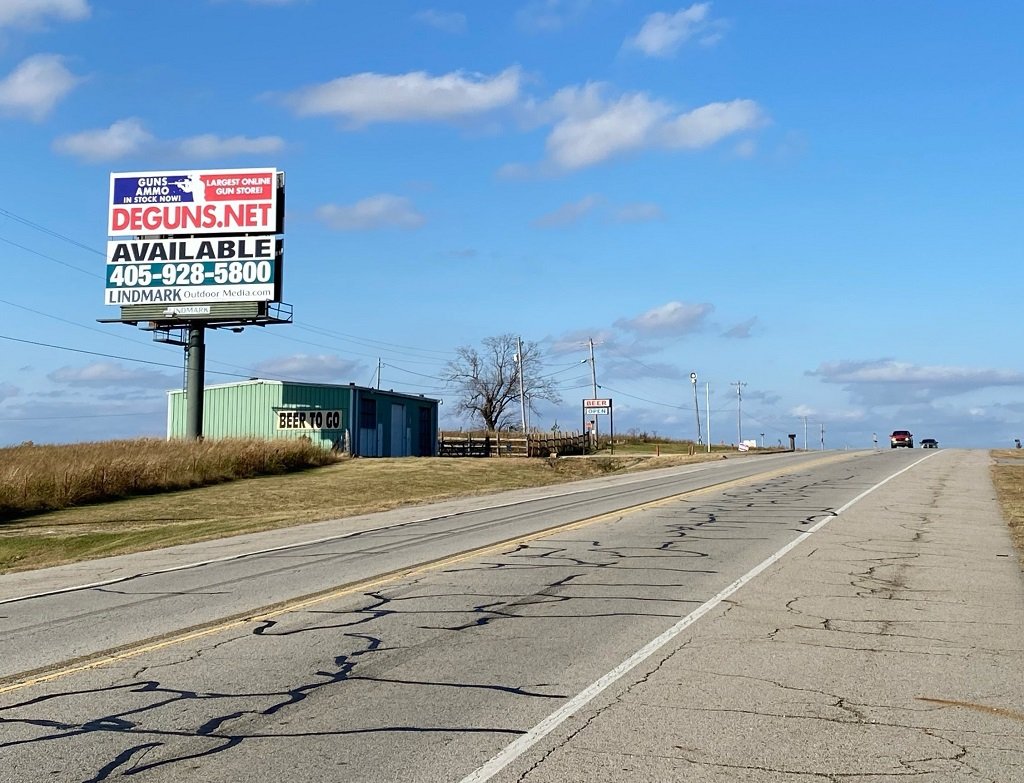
108 169 279 236
104 236 281 305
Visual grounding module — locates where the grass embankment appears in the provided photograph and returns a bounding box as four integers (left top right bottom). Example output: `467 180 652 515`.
991 449 1024 556
0 438 343 520
0 448 727 573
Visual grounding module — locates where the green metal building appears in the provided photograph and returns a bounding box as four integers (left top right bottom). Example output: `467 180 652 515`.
167 379 439 457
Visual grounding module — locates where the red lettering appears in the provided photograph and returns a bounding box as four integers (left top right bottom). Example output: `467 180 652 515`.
223 204 243 227
110 194 273 234
142 207 161 230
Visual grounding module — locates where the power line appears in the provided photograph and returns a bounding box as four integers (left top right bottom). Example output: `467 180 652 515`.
0 207 105 256
0 297 178 352
0 333 247 379
0 235 100 278
294 322 457 358
0 411 161 422
597 384 683 410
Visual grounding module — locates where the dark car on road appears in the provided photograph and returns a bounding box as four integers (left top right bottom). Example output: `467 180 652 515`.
890 430 914 448
920 438 938 448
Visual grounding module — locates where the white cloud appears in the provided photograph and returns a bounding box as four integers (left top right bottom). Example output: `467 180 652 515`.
517 0 598 32
603 357 683 381
315 194 426 231
252 354 363 384
544 328 619 358
808 359 1024 404
625 3 712 57
544 88 666 170
615 301 714 336
734 138 757 158
659 100 764 148
495 162 533 181
53 117 152 160
414 9 467 33
723 316 757 339
175 133 285 158
0 0 89 30
812 360 1024 387
48 362 175 389
0 383 19 403
0 54 82 121
533 194 602 228
281 67 521 126
611 202 665 223
215 0 308 5
790 403 867 424
53 117 284 162
519 84 765 172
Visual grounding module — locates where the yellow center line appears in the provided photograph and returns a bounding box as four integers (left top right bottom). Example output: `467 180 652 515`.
0 452 856 695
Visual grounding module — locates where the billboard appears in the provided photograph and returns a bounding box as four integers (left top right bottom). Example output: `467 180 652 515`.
104 236 281 306
108 168 279 236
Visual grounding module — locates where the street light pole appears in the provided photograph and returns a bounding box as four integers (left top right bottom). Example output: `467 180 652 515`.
690 372 702 446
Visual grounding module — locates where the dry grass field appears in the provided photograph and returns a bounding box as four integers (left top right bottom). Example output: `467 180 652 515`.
0 449 728 573
0 437 343 521
991 449 1024 556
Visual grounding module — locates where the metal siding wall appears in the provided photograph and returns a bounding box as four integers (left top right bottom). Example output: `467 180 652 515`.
167 390 185 439
168 381 427 452
276 383 350 449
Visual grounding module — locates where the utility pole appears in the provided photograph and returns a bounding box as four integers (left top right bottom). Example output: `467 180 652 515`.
731 381 746 445
820 422 825 451
517 335 527 435
690 372 702 445
801 416 808 450
588 337 599 447
376 358 382 389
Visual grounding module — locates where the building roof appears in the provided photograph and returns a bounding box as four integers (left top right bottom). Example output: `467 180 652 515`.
166 378 439 404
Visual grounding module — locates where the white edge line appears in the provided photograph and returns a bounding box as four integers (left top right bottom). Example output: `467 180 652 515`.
0 454 800 606
458 451 936 783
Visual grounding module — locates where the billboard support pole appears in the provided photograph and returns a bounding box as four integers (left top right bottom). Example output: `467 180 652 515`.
185 324 206 440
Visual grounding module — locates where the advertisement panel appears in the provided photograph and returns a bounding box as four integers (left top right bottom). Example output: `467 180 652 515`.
108 168 279 236
276 410 344 430
104 236 281 306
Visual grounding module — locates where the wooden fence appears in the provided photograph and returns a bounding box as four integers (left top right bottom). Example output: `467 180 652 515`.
437 432 590 458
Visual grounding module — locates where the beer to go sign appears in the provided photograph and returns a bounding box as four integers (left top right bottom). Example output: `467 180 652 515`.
276 409 343 430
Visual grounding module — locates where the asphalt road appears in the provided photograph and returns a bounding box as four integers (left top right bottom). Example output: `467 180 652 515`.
1 449 1020 782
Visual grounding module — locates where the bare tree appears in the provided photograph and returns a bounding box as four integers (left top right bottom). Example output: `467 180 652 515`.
443 333 562 431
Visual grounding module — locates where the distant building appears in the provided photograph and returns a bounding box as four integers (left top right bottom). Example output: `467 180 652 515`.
167 379 439 456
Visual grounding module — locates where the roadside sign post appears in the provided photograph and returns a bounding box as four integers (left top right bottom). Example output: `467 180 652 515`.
582 398 613 455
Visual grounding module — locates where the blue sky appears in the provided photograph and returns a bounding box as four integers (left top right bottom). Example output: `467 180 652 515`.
1 0 1022 449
